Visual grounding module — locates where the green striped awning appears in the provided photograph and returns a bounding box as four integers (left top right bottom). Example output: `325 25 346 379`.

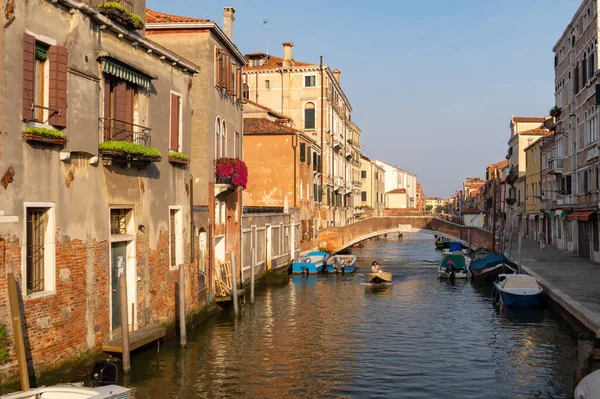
101 59 151 91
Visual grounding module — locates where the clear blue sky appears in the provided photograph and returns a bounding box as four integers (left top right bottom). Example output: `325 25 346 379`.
147 0 581 198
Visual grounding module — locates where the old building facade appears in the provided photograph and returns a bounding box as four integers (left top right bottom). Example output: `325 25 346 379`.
374 160 418 209
0 0 201 379
359 156 385 214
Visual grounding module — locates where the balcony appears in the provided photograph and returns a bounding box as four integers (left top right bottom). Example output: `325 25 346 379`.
353 180 362 188
333 138 344 151
548 158 563 175
586 146 600 162
98 118 160 166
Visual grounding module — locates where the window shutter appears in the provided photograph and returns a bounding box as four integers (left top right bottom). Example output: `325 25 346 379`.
48 45 68 127
23 34 35 121
113 80 128 141
170 94 180 151
307 147 311 165
216 49 221 86
103 78 111 141
226 56 232 93
236 67 242 100
300 142 306 162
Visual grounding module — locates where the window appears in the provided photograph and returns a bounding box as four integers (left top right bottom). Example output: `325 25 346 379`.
361 191 367 201
235 132 240 158
110 209 128 235
307 182 310 200
215 118 221 159
102 74 137 144
307 147 312 166
24 203 56 296
313 183 318 201
304 75 316 87
169 207 183 270
23 34 67 127
299 180 303 199
300 142 306 162
584 170 589 193
170 93 182 152
265 80 270 89
221 120 227 158
216 48 228 88
304 103 316 129
361 170 367 179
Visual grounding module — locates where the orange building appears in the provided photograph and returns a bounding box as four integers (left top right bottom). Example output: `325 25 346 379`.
243 101 321 243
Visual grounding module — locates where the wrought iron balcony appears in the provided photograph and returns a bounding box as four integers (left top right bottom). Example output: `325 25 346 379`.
548 158 563 175
100 117 151 147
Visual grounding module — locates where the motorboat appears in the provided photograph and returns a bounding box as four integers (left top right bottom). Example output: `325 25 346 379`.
437 254 469 279
442 241 468 255
324 255 357 273
0 384 130 399
291 251 329 274
492 274 543 308
574 368 600 399
366 272 392 284
469 252 516 284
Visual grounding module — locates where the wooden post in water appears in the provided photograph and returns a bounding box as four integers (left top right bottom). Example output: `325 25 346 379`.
467 229 471 255
119 271 130 374
517 233 523 274
575 333 595 385
230 252 239 315
250 248 255 304
179 264 187 348
7 270 29 391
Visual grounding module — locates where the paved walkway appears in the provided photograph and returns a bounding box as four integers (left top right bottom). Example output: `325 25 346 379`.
504 236 600 335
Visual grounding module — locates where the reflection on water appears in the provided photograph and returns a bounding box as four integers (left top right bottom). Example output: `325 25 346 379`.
128 235 576 399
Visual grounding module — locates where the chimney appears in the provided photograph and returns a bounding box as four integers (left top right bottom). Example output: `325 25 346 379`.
282 41 294 68
223 7 235 40
333 69 341 83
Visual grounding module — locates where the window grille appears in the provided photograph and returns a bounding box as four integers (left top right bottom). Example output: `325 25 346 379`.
27 208 46 293
111 209 128 235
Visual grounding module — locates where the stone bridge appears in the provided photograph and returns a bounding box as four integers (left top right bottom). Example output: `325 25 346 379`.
317 216 494 253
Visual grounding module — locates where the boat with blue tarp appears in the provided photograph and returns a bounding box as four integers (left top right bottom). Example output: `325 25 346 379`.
469 253 517 284
437 254 470 279
291 251 329 274
492 274 543 308
324 255 357 273
442 241 468 255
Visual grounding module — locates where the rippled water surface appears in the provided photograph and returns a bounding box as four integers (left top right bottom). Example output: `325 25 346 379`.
129 235 577 398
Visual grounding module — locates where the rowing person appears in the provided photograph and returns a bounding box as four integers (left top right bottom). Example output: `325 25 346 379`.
371 261 383 273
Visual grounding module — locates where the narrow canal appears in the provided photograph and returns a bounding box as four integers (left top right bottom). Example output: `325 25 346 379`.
128 235 577 398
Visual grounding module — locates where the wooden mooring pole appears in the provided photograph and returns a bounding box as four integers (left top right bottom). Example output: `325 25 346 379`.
179 264 187 348
517 233 522 274
230 252 239 315
575 333 595 385
7 270 29 391
250 248 255 304
467 229 471 254
119 272 130 374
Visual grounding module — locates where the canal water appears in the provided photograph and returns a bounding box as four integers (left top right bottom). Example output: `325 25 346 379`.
127 234 577 399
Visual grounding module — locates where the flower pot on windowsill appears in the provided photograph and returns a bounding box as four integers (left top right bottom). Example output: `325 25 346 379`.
23 128 66 145
98 3 144 31
98 141 162 165
168 152 190 167
216 176 232 185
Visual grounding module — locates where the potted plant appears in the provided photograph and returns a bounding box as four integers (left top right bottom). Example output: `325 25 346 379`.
549 105 562 119
215 157 248 189
168 151 189 167
23 126 66 145
98 2 144 30
99 140 162 163
505 198 516 206
505 173 517 186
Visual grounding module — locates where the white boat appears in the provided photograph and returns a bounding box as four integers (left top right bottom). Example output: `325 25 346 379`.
492 274 543 308
438 254 470 279
0 383 130 399
574 368 600 399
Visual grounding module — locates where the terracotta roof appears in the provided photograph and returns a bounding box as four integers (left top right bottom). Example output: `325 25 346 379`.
488 160 509 169
244 117 300 135
146 9 210 24
387 188 407 194
244 100 291 121
245 53 314 70
513 116 546 123
520 128 550 136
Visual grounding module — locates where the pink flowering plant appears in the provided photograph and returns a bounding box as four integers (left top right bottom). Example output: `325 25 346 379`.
215 157 248 189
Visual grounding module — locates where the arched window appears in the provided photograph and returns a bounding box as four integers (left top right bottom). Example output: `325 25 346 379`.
215 118 221 159
304 102 315 130
222 120 227 158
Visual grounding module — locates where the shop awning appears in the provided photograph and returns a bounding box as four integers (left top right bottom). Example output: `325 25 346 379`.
567 210 596 221
101 58 152 91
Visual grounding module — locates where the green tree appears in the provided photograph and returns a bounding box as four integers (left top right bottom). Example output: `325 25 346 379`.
425 205 433 214
435 205 445 214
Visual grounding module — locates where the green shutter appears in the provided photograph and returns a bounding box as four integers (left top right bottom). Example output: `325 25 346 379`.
307 147 311 165
300 143 306 162
305 108 315 129
596 84 600 105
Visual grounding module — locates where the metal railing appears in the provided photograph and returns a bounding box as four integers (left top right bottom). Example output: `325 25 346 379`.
99 117 152 147
548 158 563 174
97 0 134 13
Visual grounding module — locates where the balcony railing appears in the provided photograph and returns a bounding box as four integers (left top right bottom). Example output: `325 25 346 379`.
100 117 151 147
548 158 563 175
97 0 134 13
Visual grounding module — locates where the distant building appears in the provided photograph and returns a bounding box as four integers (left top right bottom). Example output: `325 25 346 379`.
424 197 447 214
359 155 385 215
374 160 418 209
386 188 409 209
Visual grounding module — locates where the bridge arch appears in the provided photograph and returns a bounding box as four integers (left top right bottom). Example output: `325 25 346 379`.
316 216 494 254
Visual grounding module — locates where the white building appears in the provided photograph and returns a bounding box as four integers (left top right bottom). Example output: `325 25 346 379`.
375 160 418 209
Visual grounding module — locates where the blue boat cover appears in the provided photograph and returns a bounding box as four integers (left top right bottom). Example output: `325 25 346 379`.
470 253 507 270
449 242 462 252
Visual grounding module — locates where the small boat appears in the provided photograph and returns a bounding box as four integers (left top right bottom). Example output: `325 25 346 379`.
352 242 364 248
0 384 130 398
442 241 468 255
291 251 329 274
367 272 392 284
492 274 543 308
438 254 470 279
469 253 516 284
574 368 600 399
324 255 357 273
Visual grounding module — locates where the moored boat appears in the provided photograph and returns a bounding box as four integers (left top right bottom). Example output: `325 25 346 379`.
291 251 329 274
324 255 357 273
574 368 600 399
0 384 131 399
442 241 468 255
492 274 543 308
469 253 516 284
367 272 392 284
437 254 469 279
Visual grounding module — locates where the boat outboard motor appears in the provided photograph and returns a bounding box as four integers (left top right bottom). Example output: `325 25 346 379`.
90 359 118 387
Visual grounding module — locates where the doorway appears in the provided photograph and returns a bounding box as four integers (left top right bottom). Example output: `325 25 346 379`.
111 242 127 332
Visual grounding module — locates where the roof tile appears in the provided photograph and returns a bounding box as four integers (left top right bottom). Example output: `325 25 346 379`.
245 53 314 70
244 117 300 135
513 116 546 123
146 9 210 24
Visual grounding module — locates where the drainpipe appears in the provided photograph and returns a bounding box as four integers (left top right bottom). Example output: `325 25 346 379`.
292 134 298 207
190 174 194 262
255 74 258 103
280 69 284 114
320 56 324 221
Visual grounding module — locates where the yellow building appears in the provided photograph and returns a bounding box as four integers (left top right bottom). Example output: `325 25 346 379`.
424 197 447 214
524 137 549 241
